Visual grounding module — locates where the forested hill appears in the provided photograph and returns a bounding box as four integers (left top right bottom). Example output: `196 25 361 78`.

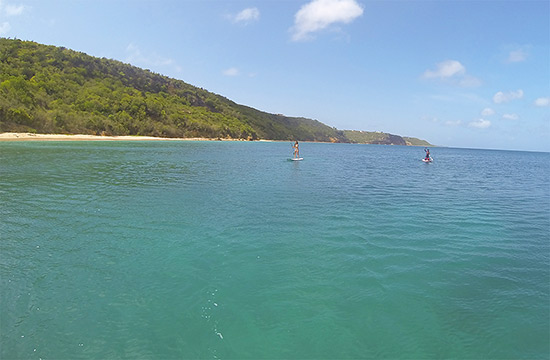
0 38 431 145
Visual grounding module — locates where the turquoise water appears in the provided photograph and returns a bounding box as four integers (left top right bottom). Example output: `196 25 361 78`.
1 141 549 359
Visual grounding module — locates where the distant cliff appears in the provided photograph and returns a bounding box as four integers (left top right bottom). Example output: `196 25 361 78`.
0 38 432 146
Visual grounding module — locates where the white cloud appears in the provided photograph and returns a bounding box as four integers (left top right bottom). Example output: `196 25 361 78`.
5 3 24 16
229 7 260 24
458 75 482 88
507 48 528 63
504 46 531 63
493 89 524 104
0 21 10 35
0 0 27 16
421 115 440 123
125 43 175 68
423 60 481 87
423 60 465 79
481 108 495 116
445 120 462 127
223 67 239 76
534 97 550 107
0 0 27 34
469 118 491 129
291 0 363 42
502 113 519 120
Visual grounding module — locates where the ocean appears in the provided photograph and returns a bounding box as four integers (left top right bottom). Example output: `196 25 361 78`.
1 141 549 359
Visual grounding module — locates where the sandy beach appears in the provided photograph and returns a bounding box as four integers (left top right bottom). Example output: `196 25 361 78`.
0 133 245 142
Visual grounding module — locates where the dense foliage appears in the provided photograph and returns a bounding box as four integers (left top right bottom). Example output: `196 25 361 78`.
343 130 406 145
342 130 432 146
0 38 431 145
402 136 432 146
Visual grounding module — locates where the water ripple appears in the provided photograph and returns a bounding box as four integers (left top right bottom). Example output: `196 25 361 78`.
1 142 548 359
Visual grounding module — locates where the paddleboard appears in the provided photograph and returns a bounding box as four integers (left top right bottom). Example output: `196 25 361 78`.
422 158 432 163
291 158 303 161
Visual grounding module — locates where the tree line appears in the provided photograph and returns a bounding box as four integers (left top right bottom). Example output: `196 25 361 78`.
0 38 431 145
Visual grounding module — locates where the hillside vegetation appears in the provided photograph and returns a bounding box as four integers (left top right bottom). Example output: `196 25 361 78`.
402 136 432 146
0 38 431 145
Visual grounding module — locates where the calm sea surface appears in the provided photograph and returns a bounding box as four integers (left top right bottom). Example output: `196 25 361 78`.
1 141 549 359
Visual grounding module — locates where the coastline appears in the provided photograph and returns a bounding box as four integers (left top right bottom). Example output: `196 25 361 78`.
0 133 253 142
0 132 432 146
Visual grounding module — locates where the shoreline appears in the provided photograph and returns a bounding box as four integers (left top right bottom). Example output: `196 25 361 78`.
0 132 436 147
0 133 262 142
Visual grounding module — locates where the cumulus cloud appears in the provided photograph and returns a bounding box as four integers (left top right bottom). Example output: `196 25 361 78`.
507 48 528 63
423 60 481 87
468 118 491 129
459 75 482 88
125 43 175 68
290 0 363 41
493 89 524 104
481 108 495 116
423 60 465 79
445 120 462 127
0 21 10 35
0 0 27 35
229 7 260 24
534 97 550 107
5 3 24 16
222 67 239 76
502 113 519 120
504 45 531 63
421 116 440 123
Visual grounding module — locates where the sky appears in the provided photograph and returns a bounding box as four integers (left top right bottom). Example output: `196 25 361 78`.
1 0 549 152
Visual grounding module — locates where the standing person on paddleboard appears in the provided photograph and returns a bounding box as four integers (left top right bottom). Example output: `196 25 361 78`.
293 141 300 159
424 147 431 160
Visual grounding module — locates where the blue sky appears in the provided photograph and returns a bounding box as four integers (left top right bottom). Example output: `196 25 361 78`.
1 0 549 151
